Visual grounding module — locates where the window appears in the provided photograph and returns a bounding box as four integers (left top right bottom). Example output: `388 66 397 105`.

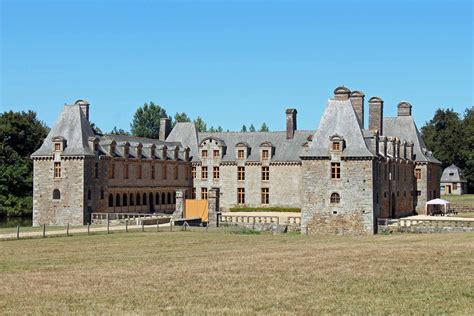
192 166 196 179
202 166 208 179
108 194 113 207
453 183 458 190
332 142 340 151
238 167 245 181
122 193 127 206
261 188 269 204
213 166 220 180
161 192 165 204
238 150 245 160
331 162 341 179
136 164 142 179
262 166 269 181
87 189 92 200
202 150 208 158
162 164 167 180
55 143 61 151
417 190 421 196
130 194 135 206
142 193 147 205
53 189 60 200
330 192 340 204
262 150 269 160
124 164 129 179
174 164 178 180
100 189 104 199
155 193 160 205
237 188 245 204
116 194 121 207
94 162 99 179
151 165 155 179
201 188 208 200
415 168 422 180
136 193 141 206
54 162 61 178
213 150 220 158
109 164 115 179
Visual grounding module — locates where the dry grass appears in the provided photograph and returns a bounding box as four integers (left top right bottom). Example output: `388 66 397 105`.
1 230 473 314
444 194 474 218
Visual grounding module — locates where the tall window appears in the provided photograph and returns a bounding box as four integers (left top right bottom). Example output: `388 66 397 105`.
262 166 269 181
151 164 155 179
415 168 422 180
108 194 113 207
331 162 341 179
202 166 208 179
54 143 61 151
201 187 208 199
238 150 245 160
213 166 220 180
124 164 129 179
262 150 269 160
202 150 208 158
54 162 61 178
88 189 92 200
94 162 99 179
332 142 340 151
238 166 245 181
109 163 115 179
192 166 196 179
174 164 178 180
213 150 220 158
261 188 269 204
162 164 167 180
330 192 340 203
237 188 245 204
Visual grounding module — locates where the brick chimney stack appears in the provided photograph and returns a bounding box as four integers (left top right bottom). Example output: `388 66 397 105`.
160 118 171 141
350 90 365 129
286 109 297 140
397 101 412 116
368 96 384 136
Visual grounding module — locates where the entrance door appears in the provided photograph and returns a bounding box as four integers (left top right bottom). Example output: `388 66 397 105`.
391 193 396 218
446 185 451 195
149 193 154 213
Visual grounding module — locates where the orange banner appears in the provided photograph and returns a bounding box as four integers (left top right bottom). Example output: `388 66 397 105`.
184 199 208 222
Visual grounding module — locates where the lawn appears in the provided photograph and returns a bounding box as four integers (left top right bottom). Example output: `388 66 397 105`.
443 194 474 217
1 230 473 314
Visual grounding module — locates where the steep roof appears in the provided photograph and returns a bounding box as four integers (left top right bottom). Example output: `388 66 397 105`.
198 130 312 162
302 99 374 158
32 104 95 157
166 122 200 160
383 116 440 164
441 164 467 183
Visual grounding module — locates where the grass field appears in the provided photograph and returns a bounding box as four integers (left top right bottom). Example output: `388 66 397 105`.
1 230 473 314
444 194 474 217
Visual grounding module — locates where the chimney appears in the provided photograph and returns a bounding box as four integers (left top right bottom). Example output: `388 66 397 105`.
75 99 90 121
160 118 171 141
368 96 384 136
286 109 297 140
350 90 365 129
334 86 351 100
397 101 412 116
368 131 379 155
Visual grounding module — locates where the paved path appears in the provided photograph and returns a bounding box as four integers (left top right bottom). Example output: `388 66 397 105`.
0 223 171 240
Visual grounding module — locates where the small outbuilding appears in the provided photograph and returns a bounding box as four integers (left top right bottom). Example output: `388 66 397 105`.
440 164 467 195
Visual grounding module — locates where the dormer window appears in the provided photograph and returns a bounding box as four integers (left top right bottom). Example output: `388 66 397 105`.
238 150 245 160
262 150 269 160
55 143 61 151
52 136 66 152
329 134 344 152
213 150 220 158
202 150 208 158
174 147 179 159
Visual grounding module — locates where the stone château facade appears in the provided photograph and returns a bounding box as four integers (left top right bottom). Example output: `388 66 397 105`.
31 87 441 234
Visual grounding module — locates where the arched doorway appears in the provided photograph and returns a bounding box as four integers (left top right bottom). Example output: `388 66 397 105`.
391 193 396 218
149 193 154 213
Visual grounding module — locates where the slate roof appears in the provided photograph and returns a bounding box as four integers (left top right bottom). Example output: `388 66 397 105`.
166 122 200 160
441 164 467 183
383 116 440 164
198 130 313 162
32 105 96 157
302 99 374 158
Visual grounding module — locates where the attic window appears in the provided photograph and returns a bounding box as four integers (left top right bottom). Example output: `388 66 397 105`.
262 150 269 160
54 143 61 151
238 150 245 160
332 142 340 151
449 172 454 176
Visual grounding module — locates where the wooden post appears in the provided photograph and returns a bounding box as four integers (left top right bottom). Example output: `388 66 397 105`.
16 225 20 240
107 220 110 234
125 220 128 232
141 221 144 232
43 224 46 238
66 223 69 237
156 219 159 232
170 220 173 232
87 223 90 235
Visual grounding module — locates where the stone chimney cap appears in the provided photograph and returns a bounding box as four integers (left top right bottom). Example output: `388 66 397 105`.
75 99 90 105
397 101 412 108
286 108 297 114
334 86 351 95
350 90 365 97
368 96 383 103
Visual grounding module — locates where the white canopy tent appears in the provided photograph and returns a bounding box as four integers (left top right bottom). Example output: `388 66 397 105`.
425 198 451 216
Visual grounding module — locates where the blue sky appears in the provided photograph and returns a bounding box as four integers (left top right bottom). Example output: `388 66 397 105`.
1 0 472 133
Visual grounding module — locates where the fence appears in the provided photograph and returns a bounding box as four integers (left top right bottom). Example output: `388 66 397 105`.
91 212 170 224
378 218 474 233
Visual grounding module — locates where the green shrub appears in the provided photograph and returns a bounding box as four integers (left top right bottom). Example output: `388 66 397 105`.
228 207 301 213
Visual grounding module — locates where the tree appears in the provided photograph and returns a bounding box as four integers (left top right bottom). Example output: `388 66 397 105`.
0 110 49 217
174 112 191 124
217 126 223 132
194 117 207 132
110 126 130 136
90 122 103 135
249 124 256 132
241 125 247 132
259 122 269 132
130 102 169 139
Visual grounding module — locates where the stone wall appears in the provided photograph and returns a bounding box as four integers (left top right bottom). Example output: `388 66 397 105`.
301 159 375 235
415 163 441 214
33 157 85 226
